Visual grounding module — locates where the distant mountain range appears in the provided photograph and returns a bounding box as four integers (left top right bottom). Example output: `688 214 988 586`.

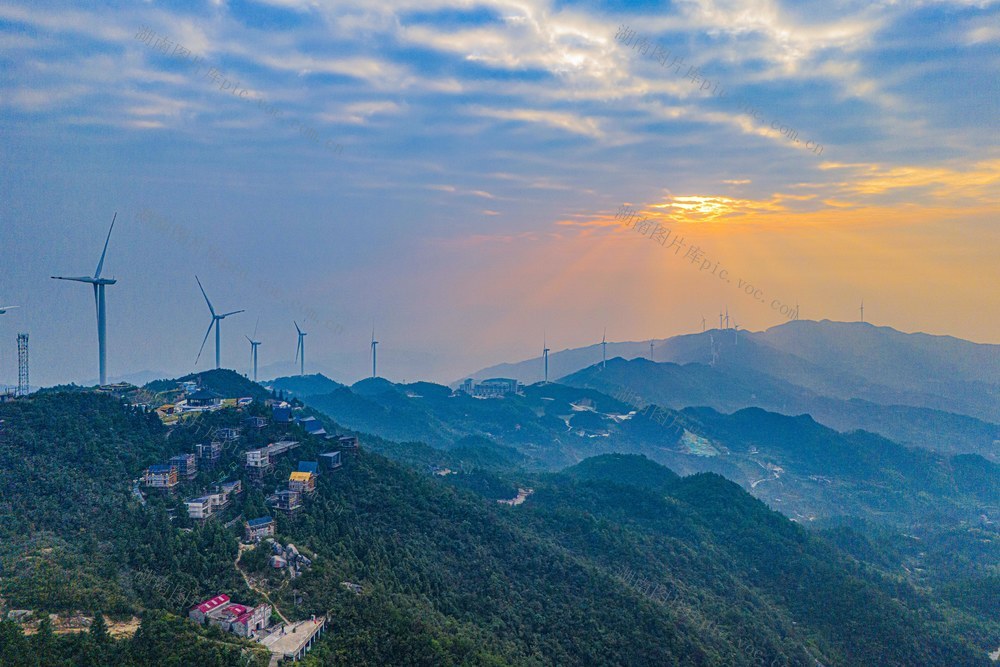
460 320 999 457
465 320 999 419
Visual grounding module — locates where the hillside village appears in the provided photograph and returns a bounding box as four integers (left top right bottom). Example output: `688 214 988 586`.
4 371 360 664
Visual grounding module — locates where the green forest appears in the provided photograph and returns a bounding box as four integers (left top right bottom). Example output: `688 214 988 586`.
0 373 996 665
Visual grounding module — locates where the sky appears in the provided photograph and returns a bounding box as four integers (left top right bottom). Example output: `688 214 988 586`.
1 0 998 388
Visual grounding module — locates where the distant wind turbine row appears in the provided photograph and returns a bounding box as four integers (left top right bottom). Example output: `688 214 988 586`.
28 215 873 387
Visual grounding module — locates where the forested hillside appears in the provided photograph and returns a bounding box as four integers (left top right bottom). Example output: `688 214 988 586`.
1 385 996 665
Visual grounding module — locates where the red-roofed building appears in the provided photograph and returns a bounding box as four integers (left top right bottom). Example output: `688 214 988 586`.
188 594 270 638
189 594 230 623
230 605 271 637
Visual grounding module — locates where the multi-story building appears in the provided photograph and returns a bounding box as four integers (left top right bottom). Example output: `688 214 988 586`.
185 495 221 520
245 516 275 542
196 440 222 465
169 453 198 480
288 471 315 495
271 489 302 513
143 464 178 490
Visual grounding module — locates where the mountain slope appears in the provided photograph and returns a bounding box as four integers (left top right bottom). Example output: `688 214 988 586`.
3 388 995 665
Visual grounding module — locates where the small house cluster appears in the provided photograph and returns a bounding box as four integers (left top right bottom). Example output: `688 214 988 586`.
189 594 270 638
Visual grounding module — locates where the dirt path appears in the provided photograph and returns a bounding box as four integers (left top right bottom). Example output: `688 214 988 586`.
235 543 289 624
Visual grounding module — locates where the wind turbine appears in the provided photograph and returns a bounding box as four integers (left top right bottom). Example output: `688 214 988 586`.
734 322 740 345
649 341 654 361
245 319 261 382
370 327 378 378
542 333 550 383
51 213 118 386
294 321 307 376
719 312 724 329
859 299 865 323
195 276 244 370
725 306 730 330
701 315 706 332
601 328 607 369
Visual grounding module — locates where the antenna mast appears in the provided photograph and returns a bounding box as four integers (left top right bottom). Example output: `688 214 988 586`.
17 333 28 397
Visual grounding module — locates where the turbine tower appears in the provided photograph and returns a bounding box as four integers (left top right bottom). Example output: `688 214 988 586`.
195 276 244 369
725 306 730 330
245 319 261 382
701 315 706 332
649 341 654 360
601 328 607 369
542 334 550 383
370 327 379 378
51 213 118 386
860 299 865 323
719 312 723 329
294 321 307 376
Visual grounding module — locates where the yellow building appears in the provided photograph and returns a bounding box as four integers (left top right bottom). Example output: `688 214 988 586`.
288 471 315 494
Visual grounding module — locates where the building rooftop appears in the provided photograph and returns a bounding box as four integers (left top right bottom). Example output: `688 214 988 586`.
192 594 230 614
289 471 312 482
297 461 319 474
247 516 273 528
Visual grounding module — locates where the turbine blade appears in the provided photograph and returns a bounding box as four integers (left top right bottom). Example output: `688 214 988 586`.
295 337 302 363
295 320 302 335
93 283 100 321
52 276 97 283
195 276 216 316
245 335 253 343
94 212 117 279
220 309 244 318
196 319 214 364
253 317 259 339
